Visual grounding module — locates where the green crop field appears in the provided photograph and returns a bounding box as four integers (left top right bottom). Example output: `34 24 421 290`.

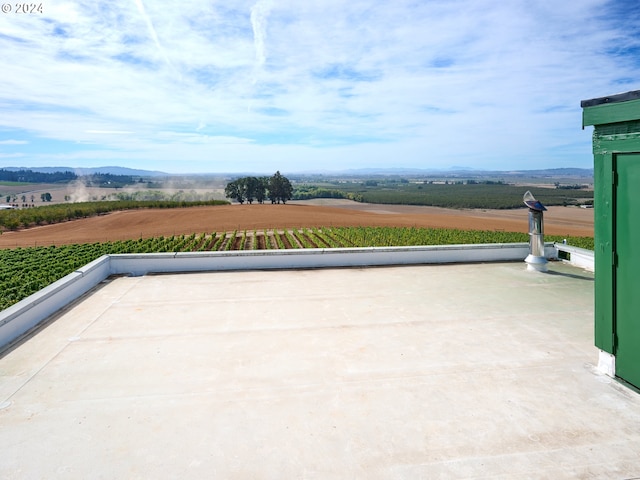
0 181 32 187
0 199 229 231
0 227 593 311
293 182 593 209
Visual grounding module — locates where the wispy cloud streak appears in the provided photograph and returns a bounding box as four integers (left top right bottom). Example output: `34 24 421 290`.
0 0 638 172
250 0 273 72
133 0 174 70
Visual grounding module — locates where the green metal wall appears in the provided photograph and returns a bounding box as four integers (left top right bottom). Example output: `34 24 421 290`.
613 154 640 388
583 96 640 355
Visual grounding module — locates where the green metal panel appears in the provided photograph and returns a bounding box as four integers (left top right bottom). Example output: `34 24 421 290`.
593 153 614 352
593 130 640 155
583 92 640 367
614 154 640 389
585 96 640 354
583 98 640 128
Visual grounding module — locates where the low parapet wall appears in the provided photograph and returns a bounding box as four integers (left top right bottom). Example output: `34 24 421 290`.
553 243 595 271
0 255 111 353
108 243 534 276
0 242 565 352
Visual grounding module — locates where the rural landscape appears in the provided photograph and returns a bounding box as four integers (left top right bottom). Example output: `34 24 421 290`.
0 166 594 310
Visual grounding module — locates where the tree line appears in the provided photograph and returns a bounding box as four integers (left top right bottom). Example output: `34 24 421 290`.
0 169 76 183
0 169 141 187
225 171 293 204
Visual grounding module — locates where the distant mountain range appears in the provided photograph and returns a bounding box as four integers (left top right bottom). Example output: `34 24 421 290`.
2 166 168 177
311 167 594 177
2 165 594 178
489 168 594 177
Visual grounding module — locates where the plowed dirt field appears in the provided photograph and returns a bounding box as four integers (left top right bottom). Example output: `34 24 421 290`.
0 200 593 248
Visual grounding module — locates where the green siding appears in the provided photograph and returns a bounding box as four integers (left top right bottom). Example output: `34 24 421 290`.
614 154 640 388
593 153 613 352
584 93 640 384
583 98 640 128
593 132 640 155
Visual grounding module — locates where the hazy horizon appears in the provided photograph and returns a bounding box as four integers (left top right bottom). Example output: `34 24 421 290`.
1 1 638 173
1 164 595 177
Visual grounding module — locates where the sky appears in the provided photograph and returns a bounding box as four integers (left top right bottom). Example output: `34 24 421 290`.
0 0 639 174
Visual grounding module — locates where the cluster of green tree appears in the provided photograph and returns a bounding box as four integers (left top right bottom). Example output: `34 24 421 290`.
0 227 594 311
0 169 145 188
0 169 76 183
82 173 141 188
0 199 228 231
113 190 222 202
6 194 32 203
292 185 353 201
224 171 293 204
554 183 589 190
294 182 593 209
2 192 52 207
465 180 505 185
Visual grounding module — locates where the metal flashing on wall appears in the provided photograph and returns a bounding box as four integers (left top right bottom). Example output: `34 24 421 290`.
581 90 640 108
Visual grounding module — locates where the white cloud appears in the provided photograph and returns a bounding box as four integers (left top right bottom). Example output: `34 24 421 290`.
0 140 28 145
250 0 273 69
157 131 255 144
85 130 134 135
0 0 637 172
133 0 175 71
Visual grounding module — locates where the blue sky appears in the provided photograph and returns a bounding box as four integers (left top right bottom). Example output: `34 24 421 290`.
0 0 639 174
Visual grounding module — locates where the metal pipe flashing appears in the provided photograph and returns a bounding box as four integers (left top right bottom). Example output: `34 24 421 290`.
523 191 548 272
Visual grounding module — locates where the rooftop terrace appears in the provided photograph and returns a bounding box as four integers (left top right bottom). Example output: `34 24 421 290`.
1 260 639 478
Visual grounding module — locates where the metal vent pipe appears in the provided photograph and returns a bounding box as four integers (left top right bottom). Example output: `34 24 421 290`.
523 191 548 272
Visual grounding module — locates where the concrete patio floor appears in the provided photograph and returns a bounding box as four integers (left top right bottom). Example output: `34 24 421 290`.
1 262 639 479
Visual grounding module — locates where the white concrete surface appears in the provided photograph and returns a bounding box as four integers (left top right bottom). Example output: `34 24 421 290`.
1 243 549 352
2 262 639 479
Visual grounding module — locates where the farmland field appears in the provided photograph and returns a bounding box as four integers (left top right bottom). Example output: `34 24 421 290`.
0 201 592 248
0 200 594 310
0 225 593 311
293 181 593 208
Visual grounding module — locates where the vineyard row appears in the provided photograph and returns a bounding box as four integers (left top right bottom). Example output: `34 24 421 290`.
0 227 593 311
